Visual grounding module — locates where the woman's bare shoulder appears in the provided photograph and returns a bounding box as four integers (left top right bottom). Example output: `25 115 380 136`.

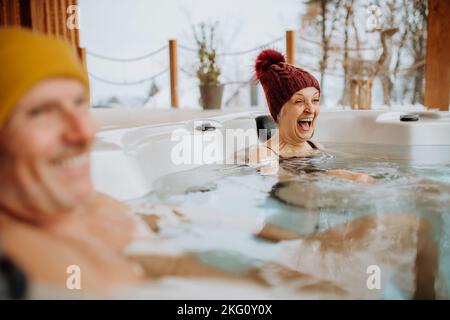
310 140 325 150
234 143 278 165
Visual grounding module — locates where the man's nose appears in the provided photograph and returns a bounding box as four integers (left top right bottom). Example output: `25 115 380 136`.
62 111 96 145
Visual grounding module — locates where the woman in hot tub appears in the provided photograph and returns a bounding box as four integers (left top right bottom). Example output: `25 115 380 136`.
245 49 374 183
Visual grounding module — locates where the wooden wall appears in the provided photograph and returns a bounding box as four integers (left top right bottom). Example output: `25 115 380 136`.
424 0 450 111
0 0 85 67
0 0 25 26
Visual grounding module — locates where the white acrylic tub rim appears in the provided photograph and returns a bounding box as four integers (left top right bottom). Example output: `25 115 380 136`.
91 110 450 200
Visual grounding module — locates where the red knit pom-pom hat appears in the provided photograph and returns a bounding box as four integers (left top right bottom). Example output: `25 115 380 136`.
255 49 320 122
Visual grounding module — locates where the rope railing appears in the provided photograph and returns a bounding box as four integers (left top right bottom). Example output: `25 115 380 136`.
178 44 197 52
167 28 379 62
179 66 196 78
178 36 283 57
181 65 255 85
86 45 167 62
217 37 283 56
86 29 427 108
181 65 254 85
88 67 168 86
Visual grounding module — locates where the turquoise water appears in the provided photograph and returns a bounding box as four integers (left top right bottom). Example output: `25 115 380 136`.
129 143 450 299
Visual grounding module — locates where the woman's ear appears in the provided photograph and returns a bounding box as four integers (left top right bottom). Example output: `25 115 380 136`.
276 104 286 123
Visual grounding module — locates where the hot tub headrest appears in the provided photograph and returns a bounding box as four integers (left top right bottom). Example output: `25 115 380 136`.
255 115 277 142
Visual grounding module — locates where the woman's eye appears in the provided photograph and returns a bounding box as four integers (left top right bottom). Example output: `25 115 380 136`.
313 99 320 103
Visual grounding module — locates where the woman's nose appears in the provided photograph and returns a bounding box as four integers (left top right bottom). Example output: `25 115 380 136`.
304 101 314 113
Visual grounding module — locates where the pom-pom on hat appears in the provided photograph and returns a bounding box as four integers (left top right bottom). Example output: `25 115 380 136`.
255 49 320 122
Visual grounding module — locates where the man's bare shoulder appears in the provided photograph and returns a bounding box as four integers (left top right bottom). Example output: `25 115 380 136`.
93 192 131 215
91 192 155 240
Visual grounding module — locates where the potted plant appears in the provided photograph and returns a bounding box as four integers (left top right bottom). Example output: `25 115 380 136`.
193 22 224 110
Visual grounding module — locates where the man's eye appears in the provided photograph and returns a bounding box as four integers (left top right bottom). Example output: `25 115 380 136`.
28 106 49 117
74 96 87 107
296 101 304 104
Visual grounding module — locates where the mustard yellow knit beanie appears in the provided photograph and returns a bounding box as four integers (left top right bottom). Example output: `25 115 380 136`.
0 27 89 127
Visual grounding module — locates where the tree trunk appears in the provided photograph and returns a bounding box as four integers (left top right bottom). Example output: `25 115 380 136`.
319 0 327 92
339 1 354 106
412 1 427 104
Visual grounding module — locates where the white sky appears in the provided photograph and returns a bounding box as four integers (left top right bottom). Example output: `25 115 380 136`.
79 0 303 108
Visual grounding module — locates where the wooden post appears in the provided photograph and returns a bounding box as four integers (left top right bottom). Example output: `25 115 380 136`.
424 0 450 111
350 80 356 109
357 80 363 110
286 30 295 65
350 79 373 110
169 39 179 108
365 79 373 110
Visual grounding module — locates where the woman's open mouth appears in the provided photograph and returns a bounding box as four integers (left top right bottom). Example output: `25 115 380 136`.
297 117 314 131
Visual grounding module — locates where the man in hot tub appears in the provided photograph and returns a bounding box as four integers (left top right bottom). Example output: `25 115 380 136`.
246 49 374 183
0 28 148 296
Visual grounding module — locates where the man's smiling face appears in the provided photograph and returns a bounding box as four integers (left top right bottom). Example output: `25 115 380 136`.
0 78 96 224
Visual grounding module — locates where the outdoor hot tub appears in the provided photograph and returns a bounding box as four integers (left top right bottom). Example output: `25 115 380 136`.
91 109 450 199
91 109 450 299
